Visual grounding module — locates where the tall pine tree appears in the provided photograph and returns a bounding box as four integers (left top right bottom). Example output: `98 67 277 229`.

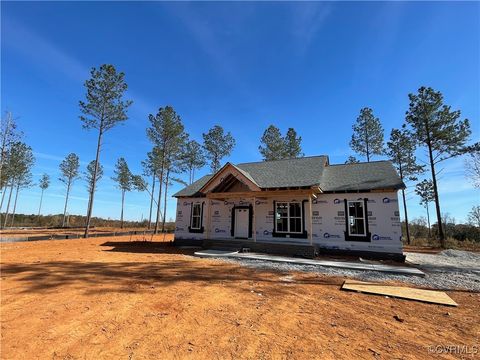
202 125 235 173
37 173 50 218
112 157 133 229
259 125 285 161
79 64 132 237
59 153 80 227
350 107 384 162
415 179 435 238
283 128 303 159
183 140 206 184
147 106 187 234
406 86 473 246
386 126 424 244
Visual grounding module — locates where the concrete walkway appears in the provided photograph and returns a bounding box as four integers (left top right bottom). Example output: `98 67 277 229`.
194 250 425 277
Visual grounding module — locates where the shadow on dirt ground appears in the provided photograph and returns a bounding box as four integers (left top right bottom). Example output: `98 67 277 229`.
99 241 189 254
1 255 342 296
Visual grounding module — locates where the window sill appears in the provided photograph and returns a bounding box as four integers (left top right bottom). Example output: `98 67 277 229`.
272 231 308 239
344 232 371 242
188 227 204 234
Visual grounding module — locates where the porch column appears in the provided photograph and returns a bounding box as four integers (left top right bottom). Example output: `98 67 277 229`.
205 198 211 240
308 194 313 245
253 196 257 242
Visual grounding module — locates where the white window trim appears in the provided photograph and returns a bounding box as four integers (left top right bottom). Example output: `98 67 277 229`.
275 201 303 234
347 200 366 237
191 203 202 230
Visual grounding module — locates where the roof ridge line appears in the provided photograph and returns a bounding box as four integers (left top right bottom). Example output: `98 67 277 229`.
237 155 328 166
328 160 392 167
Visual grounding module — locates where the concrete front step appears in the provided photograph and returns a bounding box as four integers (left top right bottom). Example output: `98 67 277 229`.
203 239 315 258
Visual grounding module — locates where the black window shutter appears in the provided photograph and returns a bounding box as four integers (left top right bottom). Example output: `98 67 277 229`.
272 201 276 233
200 202 205 231
230 206 235 237
301 200 308 238
344 199 349 236
364 198 370 239
188 202 193 232
248 204 253 238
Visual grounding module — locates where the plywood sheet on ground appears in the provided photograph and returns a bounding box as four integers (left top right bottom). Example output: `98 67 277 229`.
342 280 458 306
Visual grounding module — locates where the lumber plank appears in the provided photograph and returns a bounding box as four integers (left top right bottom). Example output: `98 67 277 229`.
342 280 458 306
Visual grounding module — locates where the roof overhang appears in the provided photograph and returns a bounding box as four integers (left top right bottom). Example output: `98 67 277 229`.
198 162 262 194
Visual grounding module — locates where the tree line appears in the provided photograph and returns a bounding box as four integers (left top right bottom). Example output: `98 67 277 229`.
1 64 478 246
344 90 478 247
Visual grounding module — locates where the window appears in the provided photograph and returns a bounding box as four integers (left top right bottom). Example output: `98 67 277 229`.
275 202 302 234
191 203 202 230
347 201 366 236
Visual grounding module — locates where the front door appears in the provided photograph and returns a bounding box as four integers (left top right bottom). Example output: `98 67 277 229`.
234 208 249 238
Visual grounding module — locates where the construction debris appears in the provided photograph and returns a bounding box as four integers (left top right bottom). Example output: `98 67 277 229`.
341 280 458 306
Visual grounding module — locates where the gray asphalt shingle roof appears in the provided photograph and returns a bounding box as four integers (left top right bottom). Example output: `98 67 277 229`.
173 156 404 197
235 156 328 188
319 161 405 192
172 174 213 197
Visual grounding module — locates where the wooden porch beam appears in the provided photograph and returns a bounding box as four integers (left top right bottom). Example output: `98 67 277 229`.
206 188 320 199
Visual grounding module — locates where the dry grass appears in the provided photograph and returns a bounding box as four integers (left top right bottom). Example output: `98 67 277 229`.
405 237 480 252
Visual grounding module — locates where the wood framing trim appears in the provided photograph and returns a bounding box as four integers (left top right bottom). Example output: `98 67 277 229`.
207 188 319 199
199 163 262 194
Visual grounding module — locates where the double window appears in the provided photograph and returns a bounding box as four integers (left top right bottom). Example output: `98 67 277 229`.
275 202 303 234
347 200 366 236
191 203 202 230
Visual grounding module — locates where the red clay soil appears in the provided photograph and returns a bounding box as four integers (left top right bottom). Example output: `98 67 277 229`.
0 227 154 239
1 235 479 359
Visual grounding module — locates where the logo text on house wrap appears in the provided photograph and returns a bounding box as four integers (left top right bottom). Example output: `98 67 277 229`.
323 232 341 239
372 234 393 240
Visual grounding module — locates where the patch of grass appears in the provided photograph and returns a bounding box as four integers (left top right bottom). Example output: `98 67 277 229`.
405 237 480 251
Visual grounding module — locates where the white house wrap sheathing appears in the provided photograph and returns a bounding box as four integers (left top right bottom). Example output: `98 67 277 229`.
174 191 402 255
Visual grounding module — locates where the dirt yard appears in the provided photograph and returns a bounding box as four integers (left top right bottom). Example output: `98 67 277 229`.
1 236 478 359
0 226 153 239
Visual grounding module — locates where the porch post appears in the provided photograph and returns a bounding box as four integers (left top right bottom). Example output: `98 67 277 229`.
253 196 256 242
205 198 211 240
308 194 313 245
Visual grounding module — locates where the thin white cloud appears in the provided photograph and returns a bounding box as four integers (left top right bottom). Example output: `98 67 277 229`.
4 15 156 119
291 2 332 56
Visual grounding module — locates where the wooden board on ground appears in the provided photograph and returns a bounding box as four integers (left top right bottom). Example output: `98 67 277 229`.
342 280 458 307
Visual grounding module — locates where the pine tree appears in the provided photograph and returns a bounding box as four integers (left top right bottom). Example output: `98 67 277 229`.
415 179 435 238
59 153 80 227
345 155 360 164
0 111 22 226
112 158 133 229
79 64 132 237
147 106 187 234
84 160 104 225
202 125 235 173
38 173 50 218
283 128 303 159
259 125 285 161
350 107 384 162
142 147 162 229
386 126 425 244
2 142 34 228
183 140 206 184
406 86 473 246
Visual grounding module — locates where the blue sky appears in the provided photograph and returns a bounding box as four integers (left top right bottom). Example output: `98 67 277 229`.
1 1 479 223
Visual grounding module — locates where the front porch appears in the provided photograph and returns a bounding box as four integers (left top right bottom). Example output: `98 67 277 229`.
202 238 316 258
204 189 319 245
